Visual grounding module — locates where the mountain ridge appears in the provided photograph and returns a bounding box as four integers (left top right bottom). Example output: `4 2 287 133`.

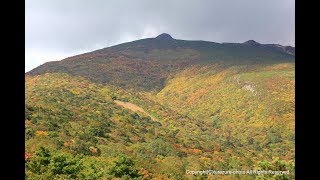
27 33 294 69
26 33 294 91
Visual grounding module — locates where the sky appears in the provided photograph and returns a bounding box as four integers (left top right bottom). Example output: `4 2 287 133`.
26 0 295 72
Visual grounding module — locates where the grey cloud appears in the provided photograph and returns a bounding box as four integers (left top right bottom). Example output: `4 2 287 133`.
26 0 294 71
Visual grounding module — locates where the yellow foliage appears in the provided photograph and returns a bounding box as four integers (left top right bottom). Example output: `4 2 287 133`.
70 89 80 95
199 156 211 161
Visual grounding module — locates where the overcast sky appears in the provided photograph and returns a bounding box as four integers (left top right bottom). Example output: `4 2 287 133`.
26 0 295 72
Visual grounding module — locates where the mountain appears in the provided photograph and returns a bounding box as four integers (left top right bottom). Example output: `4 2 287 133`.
242 40 295 55
27 33 294 91
25 34 295 179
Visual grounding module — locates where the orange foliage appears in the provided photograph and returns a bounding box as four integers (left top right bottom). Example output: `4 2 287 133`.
63 141 72 147
89 146 98 154
155 158 162 163
154 174 167 180
188 148 202 155
25 152 33 160
199 156 211 161
35 130 48 136
139 168 153 179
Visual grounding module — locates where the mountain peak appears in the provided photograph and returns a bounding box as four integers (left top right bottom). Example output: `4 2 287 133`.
243 40 260 46
155 33 174 40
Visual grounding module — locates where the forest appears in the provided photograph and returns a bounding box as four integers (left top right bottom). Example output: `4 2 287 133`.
26 62 294 179
26 35 294 179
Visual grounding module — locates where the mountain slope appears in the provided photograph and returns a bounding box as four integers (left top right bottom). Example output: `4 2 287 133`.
25 34 295 179
26 33 294 91
25 72 294 179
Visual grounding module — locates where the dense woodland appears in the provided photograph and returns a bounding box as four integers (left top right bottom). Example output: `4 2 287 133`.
25 35 294 179
26 64 294 179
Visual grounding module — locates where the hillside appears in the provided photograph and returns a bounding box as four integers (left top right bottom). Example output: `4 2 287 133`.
26 33 294 91
25 34 295 179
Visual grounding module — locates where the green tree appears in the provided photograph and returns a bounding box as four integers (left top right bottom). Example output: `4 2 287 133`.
256 157 294 180
47 153 82 179
26 147 51 174
26 147 83 179
109 155 141 179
